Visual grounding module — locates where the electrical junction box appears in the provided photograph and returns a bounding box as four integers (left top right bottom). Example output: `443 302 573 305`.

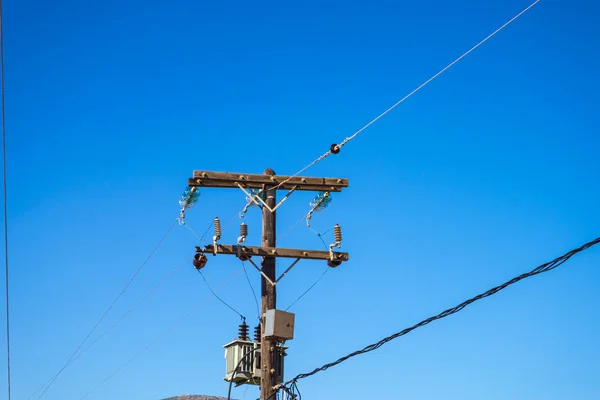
264 309 295 340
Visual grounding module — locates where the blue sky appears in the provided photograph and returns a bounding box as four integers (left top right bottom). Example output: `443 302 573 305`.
2 0 600 399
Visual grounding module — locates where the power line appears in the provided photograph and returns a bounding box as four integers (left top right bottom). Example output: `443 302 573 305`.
36 218 179 399
285 267 329 312
184 220 214 246
278 216 307 242
197 269 245 320
273 0 541 191
0 0 10 398
241 261 260 320
284 226 332 311
187 213 261 321
27 255 192 400
79 267 244 400
283 236 600 385
32 219 217 398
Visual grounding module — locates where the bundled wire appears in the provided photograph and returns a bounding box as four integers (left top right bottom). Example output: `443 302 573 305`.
284 236 600 385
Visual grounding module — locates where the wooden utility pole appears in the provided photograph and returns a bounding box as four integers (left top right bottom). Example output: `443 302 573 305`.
188 168 349 399
261 168 277 400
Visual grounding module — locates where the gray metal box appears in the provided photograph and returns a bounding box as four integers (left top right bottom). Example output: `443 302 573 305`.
264 309 295 340
223 339 288 386
223 340 259 385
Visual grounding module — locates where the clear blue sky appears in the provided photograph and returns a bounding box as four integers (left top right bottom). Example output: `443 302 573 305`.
2 0 600 399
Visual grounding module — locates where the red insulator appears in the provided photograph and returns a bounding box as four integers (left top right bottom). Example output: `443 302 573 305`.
193 253 208 270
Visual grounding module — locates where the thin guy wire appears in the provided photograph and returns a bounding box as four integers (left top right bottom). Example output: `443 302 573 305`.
80 268 244 400
27 256 191 400
273 0 541 190
313 230 329 250
197 269 244 320
185 220 215 246
285 236 600 385
0 0 10 398
285 267 329 312
186 217 248 320
223 213 240 232
284 229 330 311
36 218 179 399
242 261 260 320
278 215 307 241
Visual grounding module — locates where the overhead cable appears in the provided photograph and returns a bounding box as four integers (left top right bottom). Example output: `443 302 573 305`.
36 218 179 399
0 0 10 398
284 236 600 385
79 267 244 400
196 269 245 320
28 255 191 399
274 0 541 190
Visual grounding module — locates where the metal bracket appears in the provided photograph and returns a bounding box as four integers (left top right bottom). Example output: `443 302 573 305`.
247 258 276 287
236 183 298 213
275 258 301 284
243 257 302 286
329 242 341 261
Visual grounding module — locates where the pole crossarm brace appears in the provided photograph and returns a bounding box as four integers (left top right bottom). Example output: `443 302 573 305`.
189 170 349 192
237 183 298 213
245 257 302 287
247 258 277 287
206 244 349 262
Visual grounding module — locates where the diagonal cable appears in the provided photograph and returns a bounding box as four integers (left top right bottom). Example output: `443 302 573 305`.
242 261 260 320
34 219 217 397
273 0 541 190
285 267 329 312
28 255 192 399
0 0 10 398
197 269 244 320
79 267 244 400
284 227 331 311
285 236 600 384
36 218 178 399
